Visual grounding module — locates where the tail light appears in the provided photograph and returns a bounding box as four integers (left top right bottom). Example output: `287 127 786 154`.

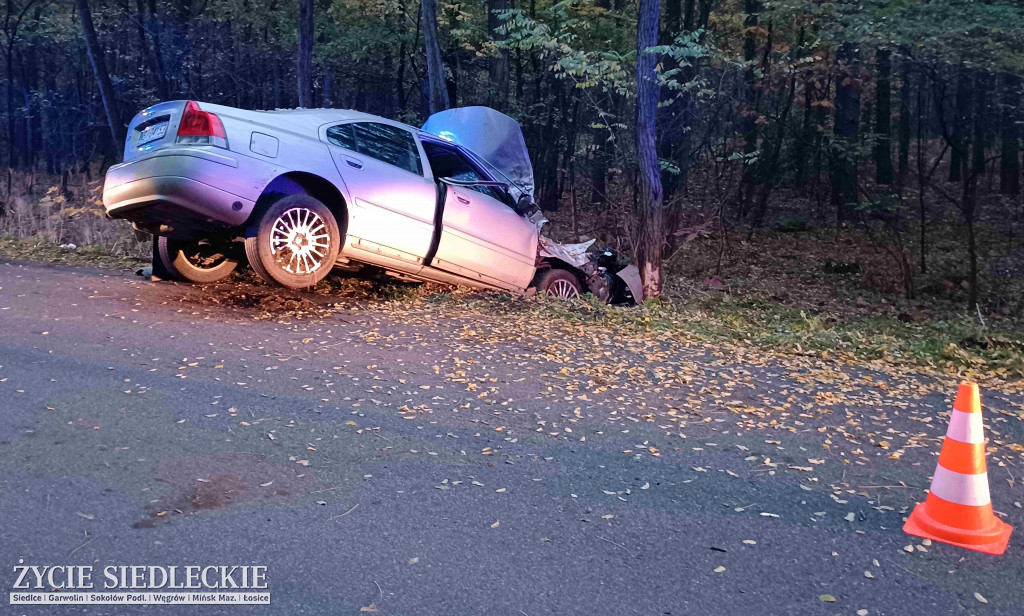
176 101 228 148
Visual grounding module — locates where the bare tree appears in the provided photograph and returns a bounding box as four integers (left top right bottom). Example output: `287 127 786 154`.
422 0 449 114
874 48 894 184
296 0 313 107
831 40 860 223
1000 73 1020 195
635 0 662 299
486 0 509 111
76 0 123 154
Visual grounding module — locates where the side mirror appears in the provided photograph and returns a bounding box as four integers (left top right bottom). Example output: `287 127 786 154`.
513 194 538 217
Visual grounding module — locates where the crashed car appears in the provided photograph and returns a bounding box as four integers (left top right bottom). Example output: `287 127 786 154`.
103 102 641 303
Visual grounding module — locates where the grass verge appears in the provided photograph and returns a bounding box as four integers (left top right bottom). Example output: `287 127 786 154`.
0 235 147 270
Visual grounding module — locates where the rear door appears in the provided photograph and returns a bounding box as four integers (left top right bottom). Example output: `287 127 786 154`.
322 121 437 266
423 142 537 288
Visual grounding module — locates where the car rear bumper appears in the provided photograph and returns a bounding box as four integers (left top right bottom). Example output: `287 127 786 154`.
103 149 259 237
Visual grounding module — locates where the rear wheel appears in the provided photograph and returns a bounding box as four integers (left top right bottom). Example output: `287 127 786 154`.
156 236 238 283
244 194 340 288
536 268 582 300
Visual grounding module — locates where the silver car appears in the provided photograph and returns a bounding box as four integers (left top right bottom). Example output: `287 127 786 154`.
103 101 641 303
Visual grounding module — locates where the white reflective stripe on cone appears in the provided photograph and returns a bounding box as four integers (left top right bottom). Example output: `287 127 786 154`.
929 465 991 507
945 410 986 444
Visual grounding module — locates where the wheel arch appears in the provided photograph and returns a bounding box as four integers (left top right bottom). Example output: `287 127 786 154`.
533 258 588 292
249 172 348 237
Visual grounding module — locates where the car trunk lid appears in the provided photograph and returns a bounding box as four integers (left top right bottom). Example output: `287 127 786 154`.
121 100 189 162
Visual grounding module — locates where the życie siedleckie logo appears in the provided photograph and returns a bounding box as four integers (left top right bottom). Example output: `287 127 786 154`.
12 562 268 590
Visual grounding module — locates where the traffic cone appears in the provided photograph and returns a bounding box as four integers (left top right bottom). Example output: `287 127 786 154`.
903 382 1013 555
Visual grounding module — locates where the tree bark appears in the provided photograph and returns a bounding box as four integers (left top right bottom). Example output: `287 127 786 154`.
874 48 893 184
738 0 760 215
422 0 449 114
897 49 911 179
296 0 314 107
1000 73 1020 195
486 0 509 111
963 71 989 311
831 41 860 224
136 0 168 99
635 0 662 299
76 0 123 154
949 65 970 182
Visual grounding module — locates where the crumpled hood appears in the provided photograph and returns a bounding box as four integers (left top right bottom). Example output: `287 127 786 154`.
422 106 535 200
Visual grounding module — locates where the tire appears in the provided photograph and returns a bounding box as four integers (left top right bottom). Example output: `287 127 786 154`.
156 236 238 283
244 194 340 288
536 268 582 300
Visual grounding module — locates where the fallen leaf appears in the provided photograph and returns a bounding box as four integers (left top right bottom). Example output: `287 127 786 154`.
819 594 836 603
974 593 987 604
713 566 726 573
491 521 500 528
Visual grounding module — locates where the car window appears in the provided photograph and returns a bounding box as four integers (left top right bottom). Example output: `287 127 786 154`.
355 123 423 175
422 141 506 202
326 122 423 176
326 124 356 151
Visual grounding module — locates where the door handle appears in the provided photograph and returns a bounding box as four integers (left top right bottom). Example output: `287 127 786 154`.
344 157 363 170
455 194 470 205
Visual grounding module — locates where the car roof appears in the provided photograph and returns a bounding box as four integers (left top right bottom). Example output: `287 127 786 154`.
258 107 421 132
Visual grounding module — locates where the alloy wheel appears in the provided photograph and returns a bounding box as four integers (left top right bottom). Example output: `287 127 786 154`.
269 207 331 275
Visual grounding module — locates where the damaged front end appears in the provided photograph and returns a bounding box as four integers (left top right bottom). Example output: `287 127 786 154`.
538 237 643 305
422 106 641 305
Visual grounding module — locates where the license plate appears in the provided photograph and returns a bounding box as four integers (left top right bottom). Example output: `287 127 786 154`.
137 121 168 145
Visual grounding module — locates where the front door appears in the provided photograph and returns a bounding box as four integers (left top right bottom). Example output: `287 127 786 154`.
433 183 538 289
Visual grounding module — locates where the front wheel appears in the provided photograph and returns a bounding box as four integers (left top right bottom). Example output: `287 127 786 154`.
536 268 582 300
156 236 238 283
244 194 340 288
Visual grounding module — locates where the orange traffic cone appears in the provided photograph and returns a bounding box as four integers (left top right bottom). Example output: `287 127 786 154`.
903 382 1013 555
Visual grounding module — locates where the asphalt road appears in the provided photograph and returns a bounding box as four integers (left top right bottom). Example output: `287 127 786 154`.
1 259 1023 616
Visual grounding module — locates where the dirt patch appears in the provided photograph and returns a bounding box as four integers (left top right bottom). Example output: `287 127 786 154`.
136 452 316 528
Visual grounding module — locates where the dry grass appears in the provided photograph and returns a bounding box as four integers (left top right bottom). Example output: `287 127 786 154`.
0 171 147 260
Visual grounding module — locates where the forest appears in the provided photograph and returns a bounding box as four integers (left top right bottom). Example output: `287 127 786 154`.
1 0 1024 318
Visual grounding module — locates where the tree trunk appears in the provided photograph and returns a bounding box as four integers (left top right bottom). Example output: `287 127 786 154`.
950 65 970 182
831 41 860 224
738 0 760 215
915 65 927 273
136 0 167 99
874 48 894 184
422 0 449 114
296 0 314 108
486 0 509 111
145 0 169 97
897 49 911 178
963 71 989 311
6 40 15 193
1000 73 1020 195
635 0 662 299
76 0 124 154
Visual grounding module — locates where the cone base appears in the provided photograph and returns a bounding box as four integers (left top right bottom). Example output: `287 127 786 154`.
904 502 1012 556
